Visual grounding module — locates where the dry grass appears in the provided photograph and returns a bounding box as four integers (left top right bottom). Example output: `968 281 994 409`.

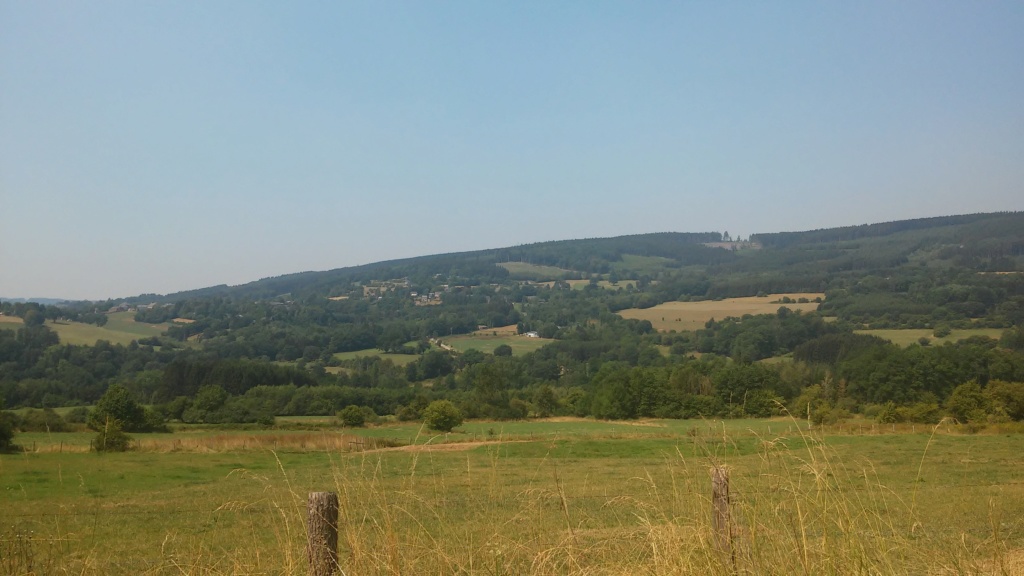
5 425 1019 575
619 293 824 332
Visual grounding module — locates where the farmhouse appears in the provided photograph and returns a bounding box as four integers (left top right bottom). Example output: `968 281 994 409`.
524 331 540 338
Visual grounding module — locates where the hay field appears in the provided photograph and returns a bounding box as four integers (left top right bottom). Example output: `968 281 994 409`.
618 293 824 332
4 419 1024 575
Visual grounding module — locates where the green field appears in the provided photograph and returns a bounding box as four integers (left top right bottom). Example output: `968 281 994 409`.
497 261 578 280
332 349 421 366
42 311 168 346
444 333 554 355
855 328 1006 347
609 253 677 275
3 419 1023 575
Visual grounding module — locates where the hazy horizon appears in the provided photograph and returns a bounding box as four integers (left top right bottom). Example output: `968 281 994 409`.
4 2 1023 300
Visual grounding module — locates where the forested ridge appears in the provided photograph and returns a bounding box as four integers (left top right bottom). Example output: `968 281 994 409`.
3 212 1024 440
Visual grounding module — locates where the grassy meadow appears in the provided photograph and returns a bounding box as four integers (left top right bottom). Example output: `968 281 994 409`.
331 349 421 366
3 418 1023 575
444 328 554 356
497 262 578 280
38 311 169 346
618 293 824 332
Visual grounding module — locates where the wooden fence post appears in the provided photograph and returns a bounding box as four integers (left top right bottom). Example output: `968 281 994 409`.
307 492 339 576
711 466 732 555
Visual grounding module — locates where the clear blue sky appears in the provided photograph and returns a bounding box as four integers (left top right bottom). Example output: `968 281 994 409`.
2 1 1022 300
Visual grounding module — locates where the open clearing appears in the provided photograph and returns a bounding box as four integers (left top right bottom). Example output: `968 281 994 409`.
443 331 554 355
498 261 578 280
3 418 1023 574
41 311 168 345
332 349 421 366
855 327 1006 347
618 293 824 332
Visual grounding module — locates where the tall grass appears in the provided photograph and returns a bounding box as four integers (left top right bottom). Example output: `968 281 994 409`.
2 425 1019 575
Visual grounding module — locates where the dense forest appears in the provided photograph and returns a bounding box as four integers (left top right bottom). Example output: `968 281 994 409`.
3 212 1024 439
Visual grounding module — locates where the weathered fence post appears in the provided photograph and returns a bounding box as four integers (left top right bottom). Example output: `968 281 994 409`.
711 466 732 554
307 492 339 576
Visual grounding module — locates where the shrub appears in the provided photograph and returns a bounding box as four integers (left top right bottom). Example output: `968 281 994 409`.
507 398 529 419
359 406 380 425
19 408 69 432
91 420 132 452
898 402 943 424
984 380 1024 421
876 402 902 424
945 381 988 423
396 405 420 421
338 405 365 427
0 413 13 452
64 406 90 424
88 385 152 432
422 400 463 432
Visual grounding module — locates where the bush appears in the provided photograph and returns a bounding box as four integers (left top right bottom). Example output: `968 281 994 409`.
88 385 154 432
898 402 943 424
19 408 70 432
396 405 420 421
338 405 365 427
359 406 381 425
984 380 1024 421
0 413 14 452
64 406 90 424
945 381 988 423
876 402 902 424
507 398 529 419
91 420 132 452
422 400 463 432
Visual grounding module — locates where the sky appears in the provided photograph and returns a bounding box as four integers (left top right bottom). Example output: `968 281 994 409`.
2 1 1023 301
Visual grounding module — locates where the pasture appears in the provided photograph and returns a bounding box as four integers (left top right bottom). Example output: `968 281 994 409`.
41 311 168 346
444 331 554 355
855 328 1006 347
618 293 824 332
497 262 578 280
331 349 421 366
609 253 677 275
3 418 1023 575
